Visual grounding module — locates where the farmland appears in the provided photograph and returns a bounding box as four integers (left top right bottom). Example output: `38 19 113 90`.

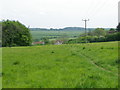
30 30 84 41
2 41 119 88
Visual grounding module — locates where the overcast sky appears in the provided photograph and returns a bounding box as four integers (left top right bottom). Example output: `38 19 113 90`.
1 0 119 28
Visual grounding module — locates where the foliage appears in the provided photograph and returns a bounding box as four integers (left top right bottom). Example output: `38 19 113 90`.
30 27 116 43
106 32 120 41
41 37 50 44
56 34 69 44
116 23 120 32
109 28 116 31
92 28 106 37
66 28 119 44
2 20 32 47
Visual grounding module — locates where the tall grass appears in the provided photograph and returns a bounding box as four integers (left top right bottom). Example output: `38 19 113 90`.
2 41 118 88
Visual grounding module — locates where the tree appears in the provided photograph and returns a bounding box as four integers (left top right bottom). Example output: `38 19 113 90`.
106 32 120 41
2 20 32 47
42 37 49 44
57 34 69 44
109 28 115 31
116 23 120 32
93 28 106 37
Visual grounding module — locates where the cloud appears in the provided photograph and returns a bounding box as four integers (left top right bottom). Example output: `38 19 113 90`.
1 0 119 28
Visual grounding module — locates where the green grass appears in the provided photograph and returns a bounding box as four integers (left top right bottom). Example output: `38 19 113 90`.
0 48 2 89
2 41 118 88
31 30 83 41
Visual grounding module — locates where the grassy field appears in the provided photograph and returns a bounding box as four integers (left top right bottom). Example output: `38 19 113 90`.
31 30 83 41
0 48 2 89
2 41 119 88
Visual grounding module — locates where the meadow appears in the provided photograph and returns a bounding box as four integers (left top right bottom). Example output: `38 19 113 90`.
0 48 2 89
2 41 119 88
30 30 83 41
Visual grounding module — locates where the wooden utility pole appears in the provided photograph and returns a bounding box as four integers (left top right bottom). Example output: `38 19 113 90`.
82 19 89 43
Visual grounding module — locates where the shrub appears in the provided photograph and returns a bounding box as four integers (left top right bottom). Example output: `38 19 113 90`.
2 20 32 47
83 47 86 49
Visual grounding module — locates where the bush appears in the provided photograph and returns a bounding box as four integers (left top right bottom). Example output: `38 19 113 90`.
106 32 120 41
2 20 32 47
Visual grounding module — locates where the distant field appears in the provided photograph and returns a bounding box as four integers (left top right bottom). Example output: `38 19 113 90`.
30 30 83 41
2 41 118 88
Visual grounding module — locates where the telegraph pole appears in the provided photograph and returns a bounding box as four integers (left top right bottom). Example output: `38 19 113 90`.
28 25 30 29
82 19 89 43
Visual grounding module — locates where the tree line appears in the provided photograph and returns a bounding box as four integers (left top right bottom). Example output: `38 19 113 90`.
66 26 120 44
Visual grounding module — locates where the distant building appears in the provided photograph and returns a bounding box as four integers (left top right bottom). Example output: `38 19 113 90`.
108 30 117 34
54 40 63 45
32 41 45 45
108 30 117 33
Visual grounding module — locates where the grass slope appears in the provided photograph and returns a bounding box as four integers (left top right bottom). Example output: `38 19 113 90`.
2 42 118 88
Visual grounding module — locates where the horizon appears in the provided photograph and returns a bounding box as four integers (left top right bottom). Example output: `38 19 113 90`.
29 26 116 29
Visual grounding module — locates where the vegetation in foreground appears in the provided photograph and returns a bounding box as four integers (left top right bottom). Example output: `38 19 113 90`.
2 41 118 88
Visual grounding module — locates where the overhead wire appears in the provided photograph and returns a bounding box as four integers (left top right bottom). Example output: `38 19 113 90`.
83 0 100 18
80 0 118 28
81 0 102 27
82 0 108 28
84 0 94 18
93 0 117 18
88 0 109 19
83 0 118 28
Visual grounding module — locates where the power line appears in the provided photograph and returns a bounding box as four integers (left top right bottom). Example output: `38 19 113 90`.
88 0 109 18
84 0 118 28
88 0 118 19
85 0 95 17
82 19 89 43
